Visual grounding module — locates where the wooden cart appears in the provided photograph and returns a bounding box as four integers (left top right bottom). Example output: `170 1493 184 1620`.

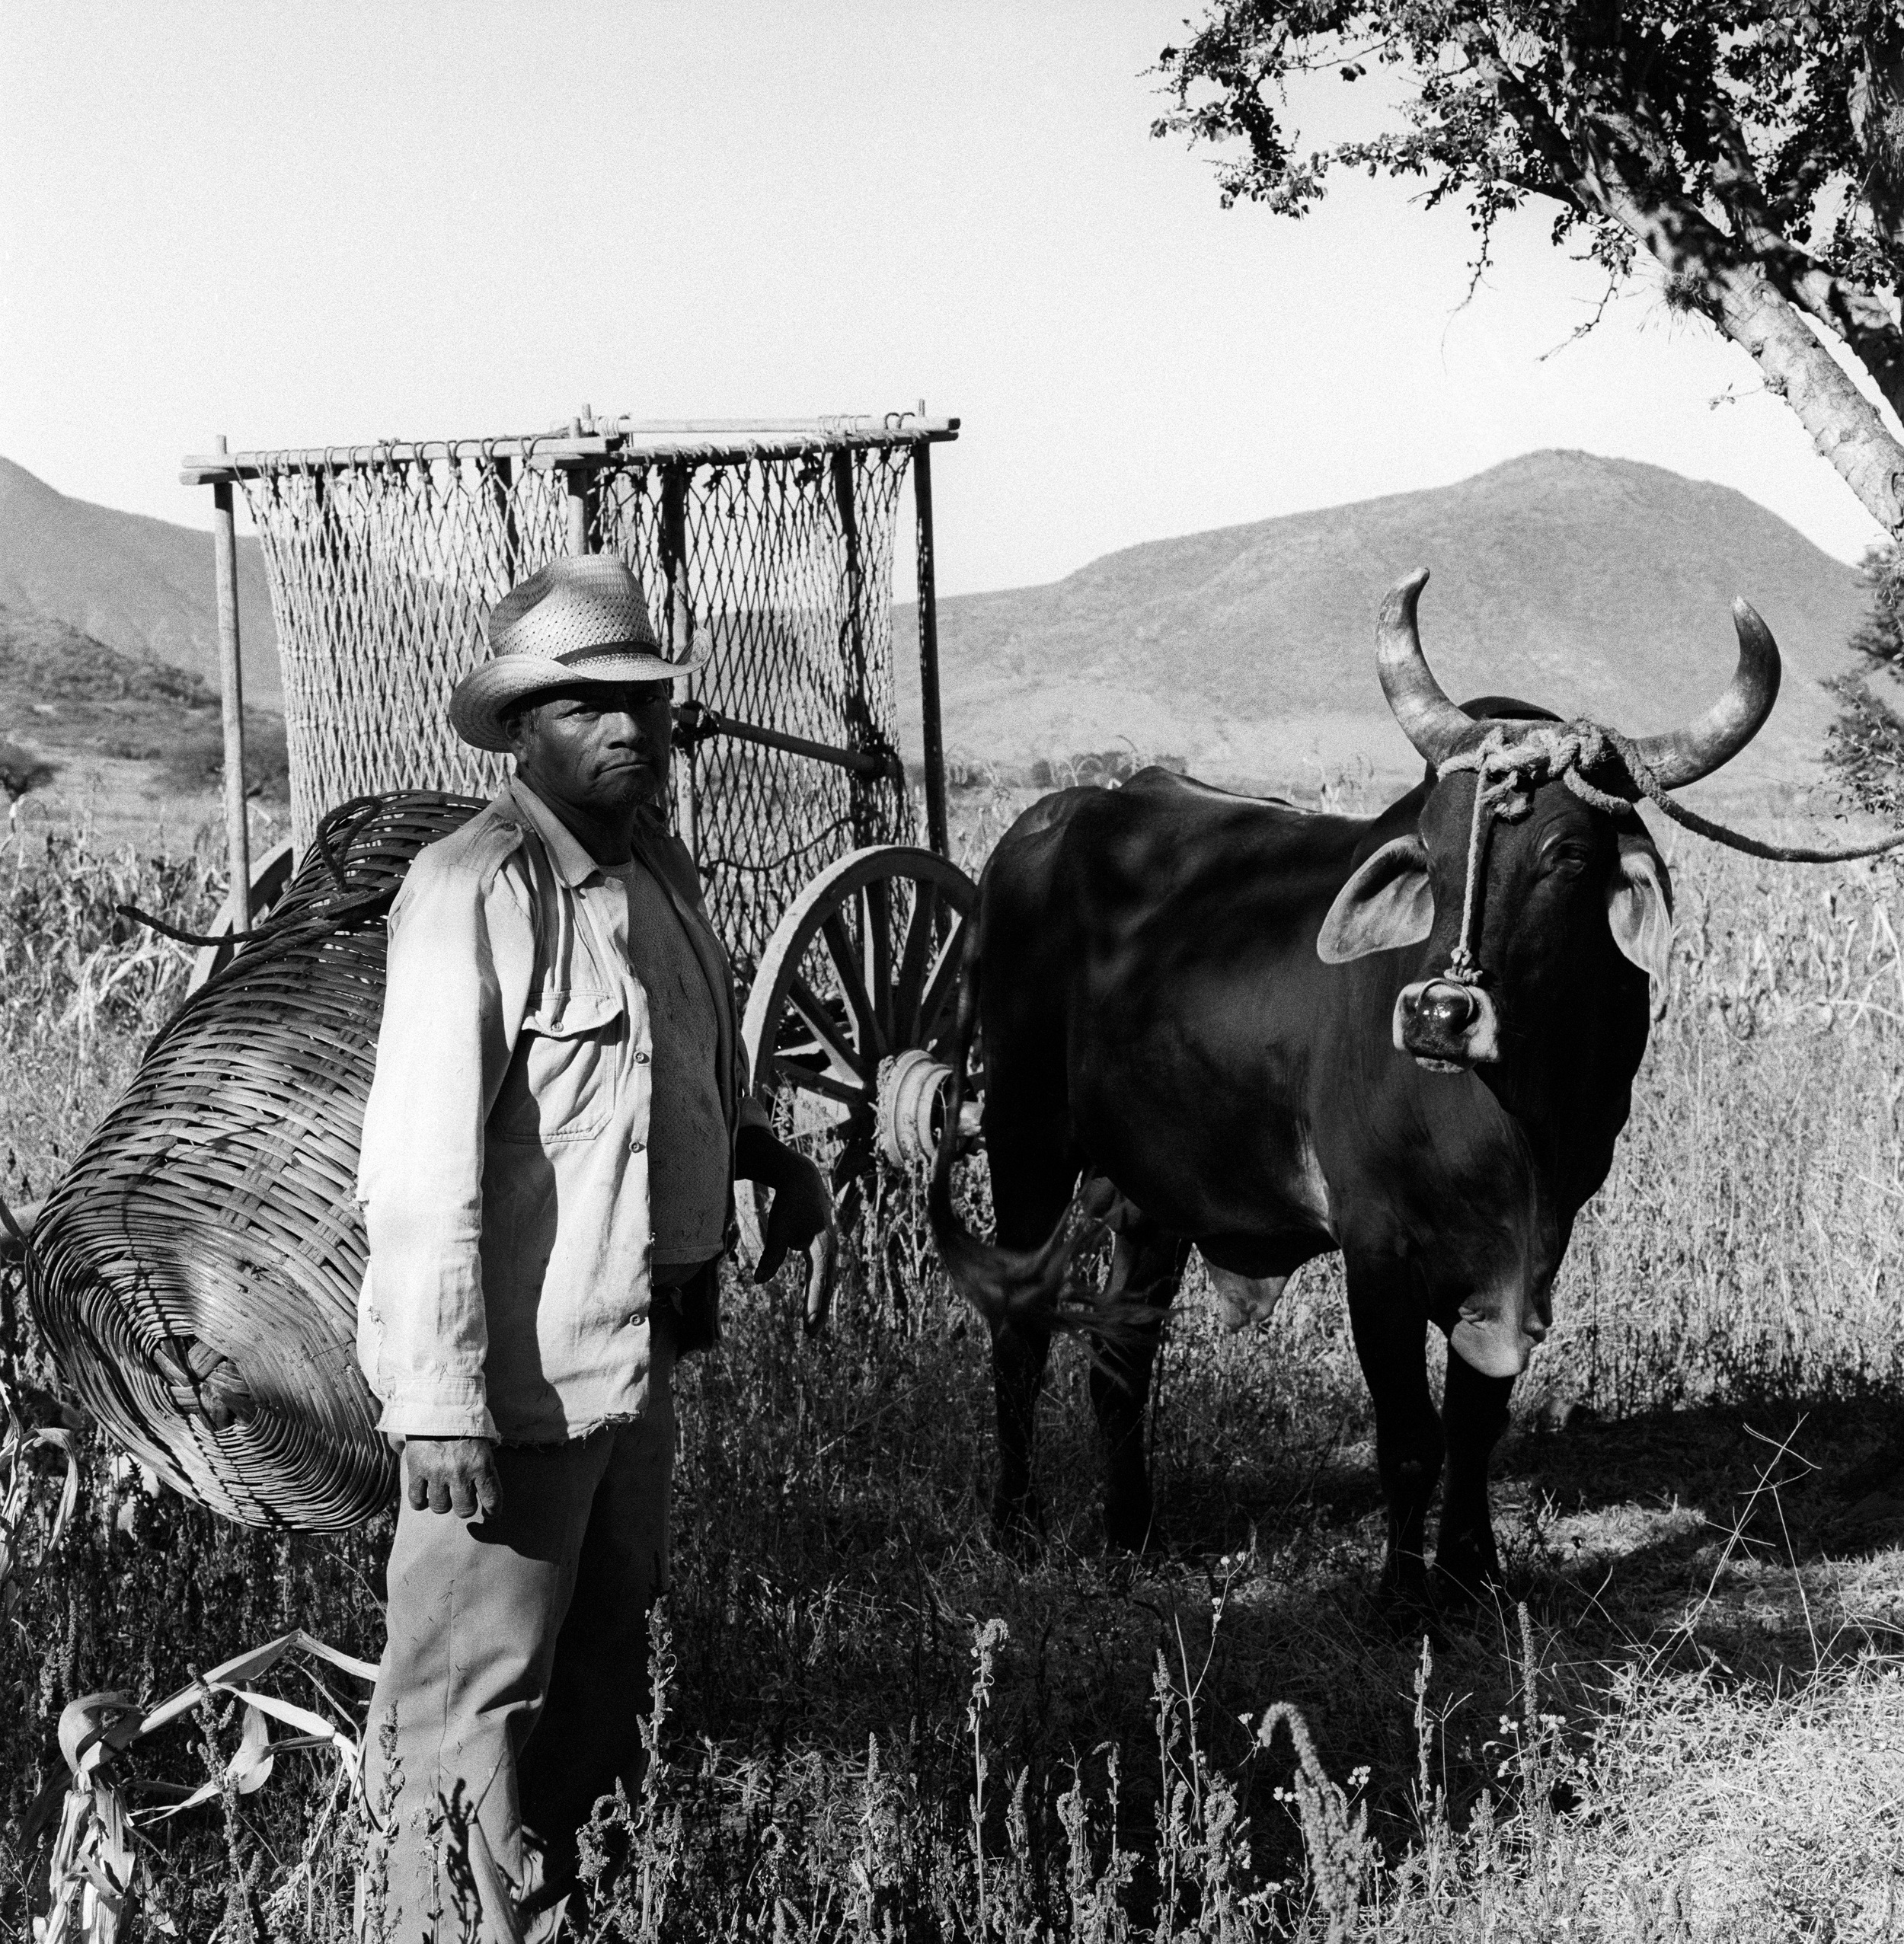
180 410 978 1256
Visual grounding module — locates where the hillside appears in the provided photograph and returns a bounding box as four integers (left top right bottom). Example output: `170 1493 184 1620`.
0 457 280 706
900 451 1875 803
0 603 286 817
0 446 1878 835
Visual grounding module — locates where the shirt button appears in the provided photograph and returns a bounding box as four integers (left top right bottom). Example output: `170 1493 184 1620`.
634 1051 650 1065
631 1138 646 1153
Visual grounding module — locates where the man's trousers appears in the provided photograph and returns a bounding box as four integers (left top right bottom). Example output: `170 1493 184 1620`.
362 1358 674 1941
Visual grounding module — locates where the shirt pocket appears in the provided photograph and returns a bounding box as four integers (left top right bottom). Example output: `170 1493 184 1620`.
490 988 625 1144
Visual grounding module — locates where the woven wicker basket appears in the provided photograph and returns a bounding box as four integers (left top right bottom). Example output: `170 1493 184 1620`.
27 793 484 1530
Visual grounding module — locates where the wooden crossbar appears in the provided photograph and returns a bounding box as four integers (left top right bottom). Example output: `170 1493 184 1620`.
181 416 960 484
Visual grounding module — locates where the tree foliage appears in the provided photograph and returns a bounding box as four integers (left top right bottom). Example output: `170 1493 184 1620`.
1849 538 1904 664
1155 1 1904 532
1825 541 1904 812
0 739 57 803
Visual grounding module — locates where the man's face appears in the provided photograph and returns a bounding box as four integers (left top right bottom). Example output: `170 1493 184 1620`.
505 681 674 815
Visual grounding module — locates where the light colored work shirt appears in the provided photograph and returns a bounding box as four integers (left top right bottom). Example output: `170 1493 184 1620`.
602 860 729 1268
355 778 743 1444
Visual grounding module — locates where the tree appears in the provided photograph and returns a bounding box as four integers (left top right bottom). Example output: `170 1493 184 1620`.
1826 538 1904 813
1848 538 1904 663
1155 2 1904 535
159 713 291 803
0 738 57 803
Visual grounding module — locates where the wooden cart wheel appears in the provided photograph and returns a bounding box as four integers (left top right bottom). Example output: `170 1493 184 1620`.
187 838 299 994
737 844 980 1263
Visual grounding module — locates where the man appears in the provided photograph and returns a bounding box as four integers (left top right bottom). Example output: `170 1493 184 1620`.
355 554 835 1938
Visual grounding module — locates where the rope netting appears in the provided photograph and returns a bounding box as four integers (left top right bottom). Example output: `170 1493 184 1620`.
239 436 918 967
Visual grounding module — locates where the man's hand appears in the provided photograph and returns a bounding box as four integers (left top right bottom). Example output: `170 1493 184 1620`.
401 1436 502 1518
736 1125 837 1334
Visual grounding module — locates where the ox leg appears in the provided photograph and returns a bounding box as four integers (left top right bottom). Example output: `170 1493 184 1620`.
1088 1217 1189 1553
1435 1345 1513 1598
983 1119 1080 1548
1345 1258 1442 1606
989 1316 1054 1547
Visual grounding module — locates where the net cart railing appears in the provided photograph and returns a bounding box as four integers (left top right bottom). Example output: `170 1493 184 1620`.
182 410 959 967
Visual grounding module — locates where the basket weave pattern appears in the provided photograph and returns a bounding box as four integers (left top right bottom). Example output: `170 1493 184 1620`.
27 793 483 1530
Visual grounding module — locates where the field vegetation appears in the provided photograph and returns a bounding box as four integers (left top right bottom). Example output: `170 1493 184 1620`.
5 785 1904 1939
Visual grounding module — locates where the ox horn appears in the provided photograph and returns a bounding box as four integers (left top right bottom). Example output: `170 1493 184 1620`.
1623 599 1782 790
1376 568 1474 767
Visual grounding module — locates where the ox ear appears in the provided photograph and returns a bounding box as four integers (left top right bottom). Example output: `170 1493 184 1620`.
1317 836 1433 964
1606 831 1673 1013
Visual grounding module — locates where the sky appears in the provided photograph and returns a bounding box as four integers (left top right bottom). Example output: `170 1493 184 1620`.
1 0 1896 602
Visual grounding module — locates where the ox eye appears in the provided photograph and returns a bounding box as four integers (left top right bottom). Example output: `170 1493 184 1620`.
1543 843 1592 878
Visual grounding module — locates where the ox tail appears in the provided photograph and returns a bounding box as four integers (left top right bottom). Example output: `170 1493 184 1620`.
927 908 1074 1331
925 920 1155 1358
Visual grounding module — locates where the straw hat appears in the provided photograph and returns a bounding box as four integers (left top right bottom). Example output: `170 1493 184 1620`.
449 555 705 752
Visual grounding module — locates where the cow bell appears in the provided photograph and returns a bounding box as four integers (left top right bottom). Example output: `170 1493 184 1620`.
1416 978 1478 1033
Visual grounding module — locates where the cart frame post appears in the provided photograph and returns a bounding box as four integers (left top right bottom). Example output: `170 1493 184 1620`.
210 434 252 926
830 450 880 848
564 409 596 557
660 463 700 866
912 435 949 858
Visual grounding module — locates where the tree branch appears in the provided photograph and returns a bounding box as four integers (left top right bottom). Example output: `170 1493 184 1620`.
1705 135 1904 431
1462 30 1904 535
1851 25 1904 258
1581 129 1904 535
1159 4 1904 531
1762 257 1904 434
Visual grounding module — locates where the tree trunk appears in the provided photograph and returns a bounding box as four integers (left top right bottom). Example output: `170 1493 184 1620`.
1702 261 1904 541
1583 145 1904 539
1481 53 1904 539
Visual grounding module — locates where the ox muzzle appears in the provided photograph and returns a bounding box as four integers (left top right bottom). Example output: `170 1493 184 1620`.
1393 976 1501 1071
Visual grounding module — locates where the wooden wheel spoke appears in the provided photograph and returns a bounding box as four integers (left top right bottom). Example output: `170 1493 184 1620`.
771 1056 867 1108
864 877 894 1049
830 1131 874 1192
787 972 870 1081
915 915 969 1050
892 880 940 1043
819 912 882 1058
774 1028 829 1069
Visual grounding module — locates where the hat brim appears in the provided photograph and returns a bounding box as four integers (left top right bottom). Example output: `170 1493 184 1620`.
449 645 709 752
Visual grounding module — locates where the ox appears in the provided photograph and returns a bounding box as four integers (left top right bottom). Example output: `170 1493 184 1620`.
930 570 1779 1600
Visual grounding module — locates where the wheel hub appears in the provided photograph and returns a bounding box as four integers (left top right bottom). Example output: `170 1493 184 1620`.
876 1049 954 1167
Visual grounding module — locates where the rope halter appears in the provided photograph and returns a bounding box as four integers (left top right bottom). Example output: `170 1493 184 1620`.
1430 720 1904 988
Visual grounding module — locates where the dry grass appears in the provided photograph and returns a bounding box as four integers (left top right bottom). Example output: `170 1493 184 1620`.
0 829 222 1224
6 807 1904 1937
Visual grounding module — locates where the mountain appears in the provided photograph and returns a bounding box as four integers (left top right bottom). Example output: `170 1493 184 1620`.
0 447 1874 816
0 602 286 800
899 451 1875 803
0 603 219 714
0 457 280 706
